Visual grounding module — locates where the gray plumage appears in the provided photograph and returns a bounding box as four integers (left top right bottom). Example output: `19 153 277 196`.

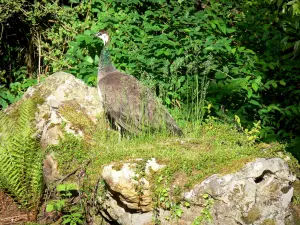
96 31 183 136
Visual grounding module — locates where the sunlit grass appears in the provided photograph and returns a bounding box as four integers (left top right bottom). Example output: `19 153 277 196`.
47 118 290 190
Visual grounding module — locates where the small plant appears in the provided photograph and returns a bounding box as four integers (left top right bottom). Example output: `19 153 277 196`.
46 183 83 225
192 193 214 225
46 199 66 212
234 115 261 144
293 195 300 205
153 175 185 222
169 203 184 220
133 159 147 200
61 207 84 225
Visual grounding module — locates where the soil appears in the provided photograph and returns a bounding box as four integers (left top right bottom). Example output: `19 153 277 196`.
0 191 33 224
291 204 300 225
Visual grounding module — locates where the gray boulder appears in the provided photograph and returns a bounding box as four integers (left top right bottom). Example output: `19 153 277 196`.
184 157 295 225
98 158 296 225
5 72 103 149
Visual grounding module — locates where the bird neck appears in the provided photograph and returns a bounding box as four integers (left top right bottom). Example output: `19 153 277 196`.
98 46 116 80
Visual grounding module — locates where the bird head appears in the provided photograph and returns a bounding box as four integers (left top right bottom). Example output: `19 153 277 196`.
95 30 109 45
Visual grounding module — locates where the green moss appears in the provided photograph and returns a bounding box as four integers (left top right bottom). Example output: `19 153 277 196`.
86 120 281 188
293 180 300 196
261 219 276 225
58 100 96 137
268 182 279 193
46 132 89 174
242 206 261 224
30 93 45 106
292 181 300 206
281 185 291 194
42 112 50 120
111 162 124 171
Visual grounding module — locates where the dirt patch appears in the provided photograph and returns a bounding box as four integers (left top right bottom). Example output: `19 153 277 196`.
290 204 300 224
0 191 34 224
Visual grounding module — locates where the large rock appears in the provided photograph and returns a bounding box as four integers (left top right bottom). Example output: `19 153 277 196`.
98 158 296 225
184 157 296 225
98 158 166 223
5 72 102 148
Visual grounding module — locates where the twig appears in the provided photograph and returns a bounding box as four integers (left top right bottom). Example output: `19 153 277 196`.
0 23 3 40
58 168 80 184
58 160 91 183
0 214 29 224
92 178 101 207
37 31 41 83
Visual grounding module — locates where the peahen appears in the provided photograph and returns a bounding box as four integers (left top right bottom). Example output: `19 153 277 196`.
95 30 183 136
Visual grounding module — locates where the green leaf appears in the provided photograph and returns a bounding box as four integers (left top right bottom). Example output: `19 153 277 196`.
46 204 55 212
85 56 94 64
279 80 286 86
5 92 15 103
184 201 190 207
204 46 215 51
176 209 183 217
210 21 216 29
62 218 72 224
294 40 300 57
219 24 227 34
285 110 292 116
57 183 78 192
270 81 278 88
94 55 99 64
277 0 284 8
71 213 83 217
231 48 236 54
249 100 261 107
165 97 171 105
255 76 262 84
215 71 226 79
223 66 229 73
227 28 236 33
247 89 253 98
252 82 259 92
291 106 299 114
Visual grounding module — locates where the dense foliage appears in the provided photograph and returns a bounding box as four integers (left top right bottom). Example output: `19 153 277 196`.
0 0 299 142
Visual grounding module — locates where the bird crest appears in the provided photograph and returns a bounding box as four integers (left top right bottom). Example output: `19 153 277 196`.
95 30 110 45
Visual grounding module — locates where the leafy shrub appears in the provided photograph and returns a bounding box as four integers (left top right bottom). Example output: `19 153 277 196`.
0 67 37 108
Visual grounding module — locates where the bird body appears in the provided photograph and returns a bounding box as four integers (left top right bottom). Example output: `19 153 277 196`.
96 31 183 136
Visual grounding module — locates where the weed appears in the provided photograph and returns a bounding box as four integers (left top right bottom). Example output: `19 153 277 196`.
46 183 84 225
192 194 214 225
61 209 84 225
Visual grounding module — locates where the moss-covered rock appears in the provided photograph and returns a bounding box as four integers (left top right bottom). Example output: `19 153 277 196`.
6 72 104 148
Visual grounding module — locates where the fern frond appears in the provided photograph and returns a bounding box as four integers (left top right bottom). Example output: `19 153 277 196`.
0 100 43 210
